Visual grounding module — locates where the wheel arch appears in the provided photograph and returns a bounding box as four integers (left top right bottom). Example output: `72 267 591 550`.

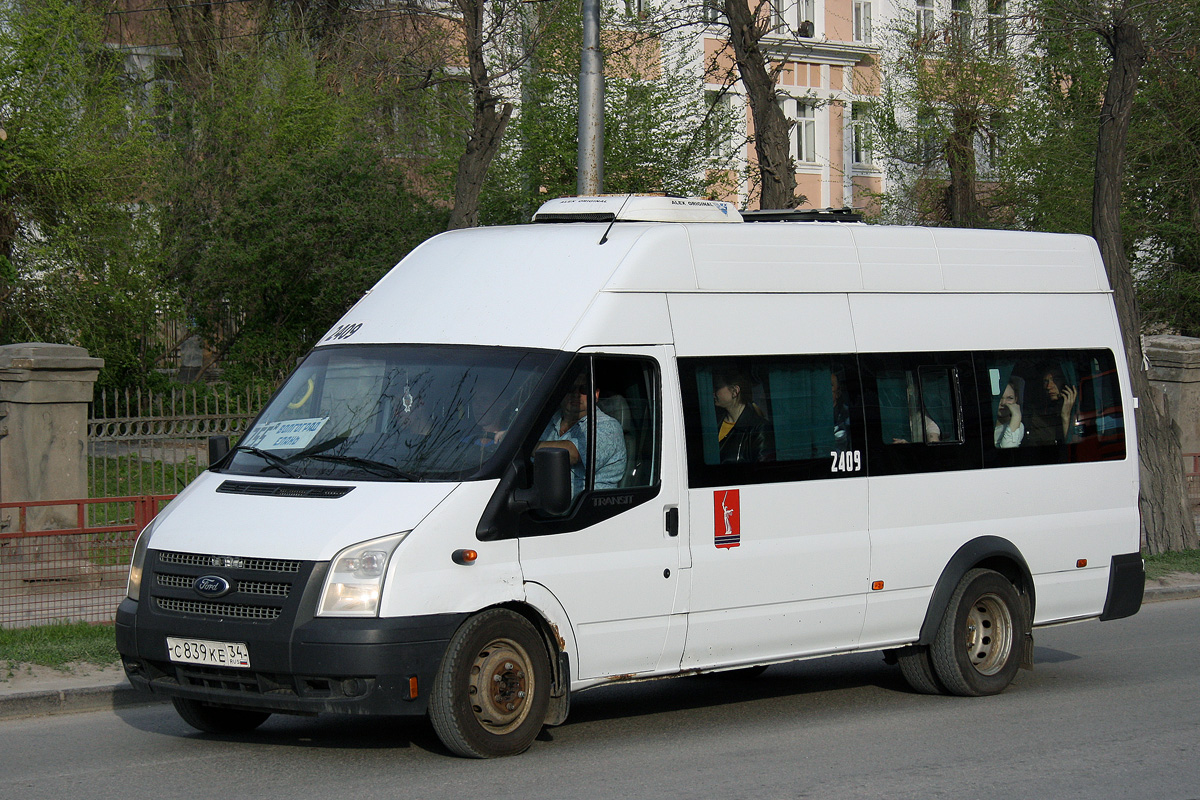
488 596 574 727
917 536 1036 646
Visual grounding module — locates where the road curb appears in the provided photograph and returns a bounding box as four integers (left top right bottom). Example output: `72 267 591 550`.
0 680 166 722
1143 583 1200 604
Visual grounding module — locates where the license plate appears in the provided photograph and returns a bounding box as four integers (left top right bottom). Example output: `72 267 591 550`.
166 637 251 668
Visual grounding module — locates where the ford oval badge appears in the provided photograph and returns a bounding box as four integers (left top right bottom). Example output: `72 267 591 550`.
193 575 232 598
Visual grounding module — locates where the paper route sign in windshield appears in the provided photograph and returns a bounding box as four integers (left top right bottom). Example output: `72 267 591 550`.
242 417 329 451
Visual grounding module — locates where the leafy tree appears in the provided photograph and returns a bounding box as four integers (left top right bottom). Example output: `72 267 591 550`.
161 43 447 387
869 1 1025 225
0 0 163 390
1019 0 1200 553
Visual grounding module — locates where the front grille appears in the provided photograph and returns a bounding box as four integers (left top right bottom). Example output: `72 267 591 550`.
156 597 282 620
159 551 301 573
148 550 314 623
157 573 291 597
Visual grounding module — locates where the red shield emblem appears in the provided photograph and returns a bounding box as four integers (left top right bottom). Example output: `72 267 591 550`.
714 489 740 548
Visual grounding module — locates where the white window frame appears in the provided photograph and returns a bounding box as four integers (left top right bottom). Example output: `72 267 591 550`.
854 1 872 43
916 0 934 37
851 103 873 168
781 98 819 166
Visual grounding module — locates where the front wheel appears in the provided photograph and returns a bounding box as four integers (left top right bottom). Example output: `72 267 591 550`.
429 609 552 758
930 568 1027 697
171 697 271 733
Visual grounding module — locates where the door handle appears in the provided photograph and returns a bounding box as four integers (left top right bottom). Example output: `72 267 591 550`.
665 506 679 537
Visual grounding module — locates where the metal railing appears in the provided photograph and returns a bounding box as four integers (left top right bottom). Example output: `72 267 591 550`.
0 496 173 629
88 385 262 522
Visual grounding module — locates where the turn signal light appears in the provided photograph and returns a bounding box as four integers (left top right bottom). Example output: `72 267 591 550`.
1077 559 1088 568
409 676 419 699
452 549 478 565
871 580 885 591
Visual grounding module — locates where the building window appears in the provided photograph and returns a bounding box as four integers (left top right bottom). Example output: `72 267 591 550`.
795 102 817 164
705 90 735 160
854 1 873 42
852 103 873 167
703 0 722 23
951 0 973 37
916 0 934 37
987 0 1008 53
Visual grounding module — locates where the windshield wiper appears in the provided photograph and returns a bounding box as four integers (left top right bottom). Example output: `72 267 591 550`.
231 445 300 478
303 454 421 482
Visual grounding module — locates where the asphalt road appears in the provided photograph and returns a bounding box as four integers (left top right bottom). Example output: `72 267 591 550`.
3 597 1199 800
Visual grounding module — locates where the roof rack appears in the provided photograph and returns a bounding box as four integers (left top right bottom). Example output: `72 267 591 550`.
741 208 863 223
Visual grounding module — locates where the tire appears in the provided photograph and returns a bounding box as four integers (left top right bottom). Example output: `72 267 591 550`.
930 568 1027 697
896 646 944 695
429 609 552 758
171 697 271 734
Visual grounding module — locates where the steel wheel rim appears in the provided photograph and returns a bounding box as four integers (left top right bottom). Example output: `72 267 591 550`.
964 592 1013 676
467 637 535 734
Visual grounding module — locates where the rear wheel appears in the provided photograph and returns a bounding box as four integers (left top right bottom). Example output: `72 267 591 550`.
430 609 551 758
171 697 271 734
896 646 943 695
930 568 1027 696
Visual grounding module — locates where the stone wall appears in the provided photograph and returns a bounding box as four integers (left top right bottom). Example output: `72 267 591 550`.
0 343 102 553
1145 335 1200 455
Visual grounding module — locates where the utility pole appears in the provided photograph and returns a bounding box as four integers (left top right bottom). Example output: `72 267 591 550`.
576 0 604 195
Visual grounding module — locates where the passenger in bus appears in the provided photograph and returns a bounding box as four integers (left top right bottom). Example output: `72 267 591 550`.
893 377 941 443
994 376 1025 448
1025 365 1078 446
713 370 774 463
536 373 627 495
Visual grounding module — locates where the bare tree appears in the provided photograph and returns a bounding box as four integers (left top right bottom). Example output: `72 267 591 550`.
447 0 516 230
721 0 797 209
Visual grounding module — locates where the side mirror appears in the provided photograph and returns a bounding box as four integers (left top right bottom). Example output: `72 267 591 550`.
208 435 230 467
509 447 572 515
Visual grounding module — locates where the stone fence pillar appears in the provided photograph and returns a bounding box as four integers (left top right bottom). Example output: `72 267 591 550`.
1145 335 1200 455
0 344 103 559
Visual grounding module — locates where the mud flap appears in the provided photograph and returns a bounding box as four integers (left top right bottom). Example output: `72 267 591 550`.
544 651 571 727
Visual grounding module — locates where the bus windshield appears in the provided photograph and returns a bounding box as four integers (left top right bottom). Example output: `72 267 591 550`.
225 344 556 482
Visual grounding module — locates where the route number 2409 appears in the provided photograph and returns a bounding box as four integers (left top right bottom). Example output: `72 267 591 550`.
830 449 863 473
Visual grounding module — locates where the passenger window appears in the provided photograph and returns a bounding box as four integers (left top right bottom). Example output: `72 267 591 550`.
861 354 979 477
980 349 1125 464
533 356 659 505
874 365 962 445
679 355 864 487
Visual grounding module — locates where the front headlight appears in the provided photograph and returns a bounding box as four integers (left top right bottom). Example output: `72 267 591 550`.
126 518 158 602
317 531 410 617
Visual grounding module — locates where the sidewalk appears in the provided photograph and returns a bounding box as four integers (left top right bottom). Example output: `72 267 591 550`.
2 574 1199 722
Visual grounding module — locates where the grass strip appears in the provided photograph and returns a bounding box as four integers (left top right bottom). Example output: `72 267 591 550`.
0 621 119 670
1144 548 1200 580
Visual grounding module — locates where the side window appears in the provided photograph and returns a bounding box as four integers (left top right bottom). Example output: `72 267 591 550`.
871 365 962 445
980 349 1125 465
679 355 865 487
862 353 979 477
533 355 660 506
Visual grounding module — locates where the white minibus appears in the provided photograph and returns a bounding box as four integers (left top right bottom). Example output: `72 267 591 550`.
117 195 1144 757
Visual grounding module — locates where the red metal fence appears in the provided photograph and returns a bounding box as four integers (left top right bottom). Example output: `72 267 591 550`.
0 496 173 628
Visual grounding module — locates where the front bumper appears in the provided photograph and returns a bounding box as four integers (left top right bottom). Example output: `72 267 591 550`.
117 600 466 717
115 548 466 717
